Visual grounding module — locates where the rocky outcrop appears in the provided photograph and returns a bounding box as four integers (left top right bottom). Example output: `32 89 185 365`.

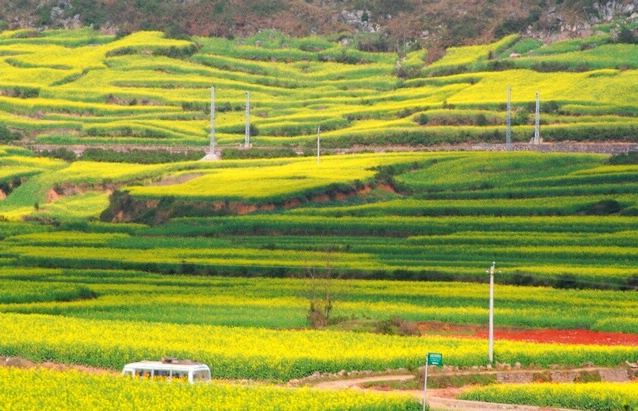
5 0 638 52
592 0 638 23
339 9 380 33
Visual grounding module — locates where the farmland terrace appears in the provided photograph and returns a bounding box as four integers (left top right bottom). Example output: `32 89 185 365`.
0 26 638 411
0 28 636 157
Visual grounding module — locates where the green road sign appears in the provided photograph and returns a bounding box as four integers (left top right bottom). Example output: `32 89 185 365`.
427 353 443 367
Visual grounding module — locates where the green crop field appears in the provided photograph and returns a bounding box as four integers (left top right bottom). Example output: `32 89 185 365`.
0 367 421 411
1 148 638 291
0 26 638 409
0 28 636 152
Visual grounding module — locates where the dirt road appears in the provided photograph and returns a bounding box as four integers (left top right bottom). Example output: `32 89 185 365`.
313 374 582 411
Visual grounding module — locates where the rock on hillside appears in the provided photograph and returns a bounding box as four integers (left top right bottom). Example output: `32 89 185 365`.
1 0 637 50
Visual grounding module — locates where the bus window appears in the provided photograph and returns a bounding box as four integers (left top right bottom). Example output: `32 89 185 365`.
193 370 210 382
172 371 188 382
134 370 149 379
154 370 170 381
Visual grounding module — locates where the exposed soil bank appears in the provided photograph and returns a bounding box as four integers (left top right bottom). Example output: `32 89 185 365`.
418 321 638 346
101 183 394 224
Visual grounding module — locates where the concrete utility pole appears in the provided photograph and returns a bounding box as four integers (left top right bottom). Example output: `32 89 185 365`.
202 86 220 161
506 87 512 151
534 91 541 145
245 91 251 147
487 261 496 363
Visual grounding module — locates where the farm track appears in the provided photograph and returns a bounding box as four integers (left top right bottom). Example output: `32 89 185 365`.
313 374 583 411
2 356 634 410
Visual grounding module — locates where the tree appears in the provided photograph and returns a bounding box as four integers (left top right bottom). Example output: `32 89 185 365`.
303 251 336 328
513 108 530 126
617 27 637 44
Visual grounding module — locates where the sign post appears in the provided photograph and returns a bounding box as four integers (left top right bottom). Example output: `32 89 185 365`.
423 353 443 411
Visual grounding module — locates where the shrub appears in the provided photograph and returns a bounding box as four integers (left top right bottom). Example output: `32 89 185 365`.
39 148 78 162
578 199 623 215
414 113 429 125
0 124 23 142
375 316 421 336
81 148 204 164
616 27 638 44
222 147 299 159
608 151 638 165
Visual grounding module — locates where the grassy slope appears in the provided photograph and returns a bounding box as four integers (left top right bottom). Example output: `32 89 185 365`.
0 29 636 151
0 27 636 383
1 148 638 292
0 147 637 381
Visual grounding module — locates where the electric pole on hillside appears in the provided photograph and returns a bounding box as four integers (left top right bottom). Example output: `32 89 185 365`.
487 261 496 363
210 86 216 154
245 91 251 148
317 126 321 164
533 91 541 145
506 87 512 151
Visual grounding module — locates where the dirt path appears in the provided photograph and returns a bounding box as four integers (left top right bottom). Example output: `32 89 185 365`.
314 374 581 411
0 356 624 410
1 356 116 375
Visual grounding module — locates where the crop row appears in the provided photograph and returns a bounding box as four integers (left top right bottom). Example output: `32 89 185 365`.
1 313 637 380
458 382 638 411
290 195 638 217
157 214 638 236
13 228 638 252
1 28 637 149
0 367 419 411
4 232 638 288
0 265 637 332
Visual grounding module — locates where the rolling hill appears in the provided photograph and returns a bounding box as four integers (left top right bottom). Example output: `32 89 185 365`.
0 27 636 158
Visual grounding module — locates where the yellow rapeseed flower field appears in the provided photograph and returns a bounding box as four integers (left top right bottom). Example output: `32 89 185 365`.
0 367 420 411
460 381 638 410
0 312 636 380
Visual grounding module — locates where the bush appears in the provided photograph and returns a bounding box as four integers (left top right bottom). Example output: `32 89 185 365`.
0 124 23 142
541 101 560 114
414 113 429 125
81 148 204 164
375 316 420 336
530 61 590 72
616 27 638 44
39 148 77 162
608 151 638 165
512 109 530 126
486 60 516 71
222 147 299 159
578 199 623 215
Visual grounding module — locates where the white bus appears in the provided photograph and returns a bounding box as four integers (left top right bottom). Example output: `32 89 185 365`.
122 359 211 384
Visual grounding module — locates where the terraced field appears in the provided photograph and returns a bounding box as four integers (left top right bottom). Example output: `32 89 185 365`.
0 28 636 152
1 27 638 410
2 148 638 288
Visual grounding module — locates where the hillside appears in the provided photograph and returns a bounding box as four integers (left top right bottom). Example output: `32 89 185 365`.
0 28 637 157
2 0 638 51
2 146 638 291
0 9 638 407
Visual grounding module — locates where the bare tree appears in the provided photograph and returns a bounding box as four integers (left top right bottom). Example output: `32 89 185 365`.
304 251 334 328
